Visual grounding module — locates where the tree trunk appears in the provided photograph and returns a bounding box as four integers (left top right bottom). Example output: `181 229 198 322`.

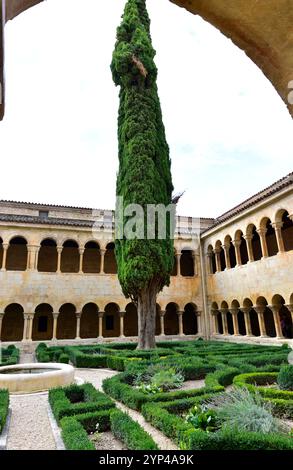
137 284 158 350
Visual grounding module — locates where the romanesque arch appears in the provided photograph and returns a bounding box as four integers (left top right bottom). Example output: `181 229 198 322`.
83 242 101 273
1 303 24 341
32 303 53 341
124 303 138 337
6 236 28 271
57 303 76 339
61 240 79 273
80 303 99 338
183 303 198 335
37 238 57 272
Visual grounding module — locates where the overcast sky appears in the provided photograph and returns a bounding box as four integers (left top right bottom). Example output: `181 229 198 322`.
0 0 292 218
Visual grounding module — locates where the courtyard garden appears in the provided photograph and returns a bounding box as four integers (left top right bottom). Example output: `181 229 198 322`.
0 340 293 450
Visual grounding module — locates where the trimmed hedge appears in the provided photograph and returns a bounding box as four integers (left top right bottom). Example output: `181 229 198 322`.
49 383 115 422
110 409 158 450
0 389 9 434
0 345 20 366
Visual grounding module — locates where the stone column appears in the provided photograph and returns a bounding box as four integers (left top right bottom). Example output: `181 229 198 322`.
22 314 29 341
270 305 284 339
232 240 242 266
176 252 181 276
230 308 240 335
27 314 34 341
57 246 63 273
159 311 166 336
52 313 59 340
214 248 221 273
98 311 104 338
27 245 39 271
0 313 4 340
223 244 231 270
257 228 268 258
240 307 252 336
244 235 254 262
220 308 229 335
211 310 219 334
100 249 105 274
1 243 8 271
79 249 84 273
254 306 267 337
119 311 126 338
196 311 202 335
75 313 81 340
177 311 184 336
272 222 285 253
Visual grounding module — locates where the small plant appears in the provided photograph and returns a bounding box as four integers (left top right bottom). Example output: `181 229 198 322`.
90 423 100 443
137 383 162 395
202 387 290 435
185 405 219 433
277 365 293 391
151 368 184 392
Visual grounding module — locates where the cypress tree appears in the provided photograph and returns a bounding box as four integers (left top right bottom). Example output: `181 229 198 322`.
111 0 174 349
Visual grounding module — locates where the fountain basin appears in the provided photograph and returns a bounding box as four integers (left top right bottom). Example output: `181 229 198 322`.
0 363 75 394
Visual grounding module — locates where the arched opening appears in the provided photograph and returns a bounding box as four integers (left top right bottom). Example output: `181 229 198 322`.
216 311 223 334
264 307 276 337
235 231 249 265
83 241 101 273
272 294 293 339
207 245 216 274
6 236 28 271
1 304 24 341
249 308 260 336
261 218 278 257
80 303 99 338
249 225 262 261
104 243 117 274
164 303 179 335
224 309 234 335
180 250 194 276
183 303 198 335
61 240 79 273
57 303 76 339
0 237 3 268
104 303 119 337
225 235 236 269
237 309 246 335
37 238 57 272
281 211 293 252
124 303 138 337
32 304 53 340
215 241 225 271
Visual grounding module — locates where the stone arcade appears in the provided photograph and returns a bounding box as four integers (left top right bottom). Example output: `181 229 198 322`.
0 172 292 349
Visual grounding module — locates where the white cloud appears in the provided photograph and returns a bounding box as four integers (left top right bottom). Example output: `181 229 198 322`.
0 0 292 218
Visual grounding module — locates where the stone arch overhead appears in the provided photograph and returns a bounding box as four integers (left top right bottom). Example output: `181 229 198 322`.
170 0 293 119
39 235 58 245
61 238 79 247
58 302 77 313
230 299 240 309
275 207 292 224
7 234 28 244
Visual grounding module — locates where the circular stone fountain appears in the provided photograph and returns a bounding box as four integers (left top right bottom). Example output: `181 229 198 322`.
0 363 75 394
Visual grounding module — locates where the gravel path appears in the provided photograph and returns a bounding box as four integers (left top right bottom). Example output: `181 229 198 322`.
180 379 205 390
7 393 56 450
90 431 127 450
76 368 178 450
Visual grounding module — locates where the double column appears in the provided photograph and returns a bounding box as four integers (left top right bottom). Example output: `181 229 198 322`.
269 305 284 339
240 307 253 336
22 313 34 341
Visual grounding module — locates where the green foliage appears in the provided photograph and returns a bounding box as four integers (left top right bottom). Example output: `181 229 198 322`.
185 405 219 432
60 417 95 450
110 409 158 450
201 388 289 435
112 0 174 301
0 390 9 434
49 383 115 422
0 345 19 366
277 365 293 391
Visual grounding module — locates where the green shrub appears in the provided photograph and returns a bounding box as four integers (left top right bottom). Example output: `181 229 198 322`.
60 417 95 450
49 383 115 422
110 409 158 450
277 365 293 391
202 387 289 434
0 389 9 433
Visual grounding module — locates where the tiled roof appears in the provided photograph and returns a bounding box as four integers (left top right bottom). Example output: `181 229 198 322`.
203 172 293 233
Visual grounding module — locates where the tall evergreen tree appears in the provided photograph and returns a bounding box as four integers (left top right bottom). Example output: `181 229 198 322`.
111 0 174 349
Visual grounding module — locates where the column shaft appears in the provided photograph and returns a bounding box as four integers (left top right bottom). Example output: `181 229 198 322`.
57 247 62 273
245 236 254 262
0 313 3 340
241 308 252 336
159 312 165 336
178 312 184 336
52 314 59 340
223 245 231 270
230 309 240 335
98 312 104 338
119 312 125 338
220 309 229 335
270 305 284 339
100 250 105 274
76 314 81 339
257 229 268 258
273 223 285 253
233 240 242 266
1 244 8 271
